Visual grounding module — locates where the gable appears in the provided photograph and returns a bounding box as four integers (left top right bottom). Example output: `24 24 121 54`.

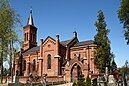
43 36 56 46
67 37 79 47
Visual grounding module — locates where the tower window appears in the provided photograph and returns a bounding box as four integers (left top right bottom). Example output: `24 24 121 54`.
23 60 26 71
30 33 33 41
24 33 26 41
47 54 51 69
33 59 36 71
26 33 29 41
31 33 33 41
33 34 36 42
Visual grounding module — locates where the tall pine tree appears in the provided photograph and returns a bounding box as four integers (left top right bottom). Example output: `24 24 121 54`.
118 0 129 45
94 10 111 73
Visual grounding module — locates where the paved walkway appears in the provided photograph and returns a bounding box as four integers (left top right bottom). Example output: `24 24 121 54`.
54 83 73 86
0 84 7 86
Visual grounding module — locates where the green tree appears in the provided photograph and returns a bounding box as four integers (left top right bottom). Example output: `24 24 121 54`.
118 66 129 74
0 0 20 83
118 0 129 44
120 60 129 73
94 10 111 73
3 68 10 76
109 53 117 73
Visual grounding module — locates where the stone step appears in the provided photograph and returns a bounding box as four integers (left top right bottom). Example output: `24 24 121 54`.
54 83 73 86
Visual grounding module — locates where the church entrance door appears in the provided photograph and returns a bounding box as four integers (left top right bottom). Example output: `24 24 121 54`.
70 63 82 82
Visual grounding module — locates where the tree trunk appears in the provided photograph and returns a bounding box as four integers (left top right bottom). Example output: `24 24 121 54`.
0 38 3 84
10 40 13 82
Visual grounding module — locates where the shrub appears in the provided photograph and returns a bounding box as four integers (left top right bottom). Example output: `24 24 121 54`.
77 75 86 86
85 76 91 86
72 81 78 86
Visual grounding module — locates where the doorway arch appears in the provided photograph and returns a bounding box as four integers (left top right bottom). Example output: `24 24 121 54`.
70 63 82 82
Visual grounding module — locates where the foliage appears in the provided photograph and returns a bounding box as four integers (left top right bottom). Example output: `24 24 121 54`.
72 75 91 86
118 67 129 74
85 76 91 86
0 0 21 83
0 0 20 53
3 68 10 76
0 0 21 57
118 60 129 74
77 75 86 86
94 10 111 73
118 0 129 44
109 53 117 73
111 60 117 73
72 81 78 86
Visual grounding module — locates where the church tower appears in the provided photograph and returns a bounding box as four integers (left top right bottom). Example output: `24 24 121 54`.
22 9 37 51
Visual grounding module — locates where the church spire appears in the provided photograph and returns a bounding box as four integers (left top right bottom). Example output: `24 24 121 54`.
23 9 37 51
27 9 34 26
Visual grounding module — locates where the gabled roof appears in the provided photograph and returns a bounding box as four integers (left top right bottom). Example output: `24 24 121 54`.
22 46 40 56
73 40 94 47
61 39 72 46
60 37 78 46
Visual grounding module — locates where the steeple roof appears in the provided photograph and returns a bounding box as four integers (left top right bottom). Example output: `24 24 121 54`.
27 9 34 26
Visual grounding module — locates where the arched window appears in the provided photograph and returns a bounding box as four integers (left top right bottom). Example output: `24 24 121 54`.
23 60 26 71
47 54 51 69
27 33 28 41
32 34 34 42
24 33 26 41
31 33 33 42
33 59 36 71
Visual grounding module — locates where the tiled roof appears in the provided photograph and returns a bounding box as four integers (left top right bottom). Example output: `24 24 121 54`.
74 40 94 47
60 39 72 46
22 40 94 56
22 46 40 56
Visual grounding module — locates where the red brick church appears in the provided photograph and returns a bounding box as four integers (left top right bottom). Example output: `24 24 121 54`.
13 10 98 83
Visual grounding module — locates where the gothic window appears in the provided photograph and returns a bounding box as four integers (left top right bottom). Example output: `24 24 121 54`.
23 60 26 71
33 34 36 42
31 33 34 42
33 59 36 71
27 33 28 41
24 33 26 41
91 50 94 57
33 34 35 41
74 54 77 58
31 33 33 41
47 54 51 69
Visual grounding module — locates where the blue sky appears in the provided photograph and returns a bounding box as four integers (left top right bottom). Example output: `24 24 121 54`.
10 0 129 67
